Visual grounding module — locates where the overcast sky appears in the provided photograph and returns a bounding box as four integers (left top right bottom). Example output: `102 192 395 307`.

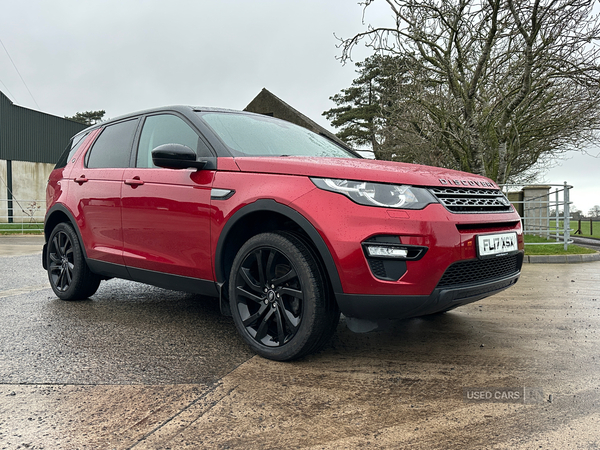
1 0 598 213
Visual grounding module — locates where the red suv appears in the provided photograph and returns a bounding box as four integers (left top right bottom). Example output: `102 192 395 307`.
43 106 524 361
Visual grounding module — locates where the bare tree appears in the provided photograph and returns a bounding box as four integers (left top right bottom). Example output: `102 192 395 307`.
336 0 600 183
589 205 600 218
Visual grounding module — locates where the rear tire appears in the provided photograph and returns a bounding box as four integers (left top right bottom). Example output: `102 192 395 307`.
229 231 339 361
47 222 101 300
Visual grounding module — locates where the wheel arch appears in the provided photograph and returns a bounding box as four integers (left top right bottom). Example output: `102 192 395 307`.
215 200 343 296
43 204 88 269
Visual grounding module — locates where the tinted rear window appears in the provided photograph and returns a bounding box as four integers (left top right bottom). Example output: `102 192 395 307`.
86 119 138 169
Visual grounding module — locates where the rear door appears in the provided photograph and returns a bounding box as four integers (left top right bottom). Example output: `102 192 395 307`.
121 113 215 281
72 118 139 265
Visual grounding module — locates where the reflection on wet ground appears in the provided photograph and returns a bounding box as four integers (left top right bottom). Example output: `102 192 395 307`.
1 250 599 449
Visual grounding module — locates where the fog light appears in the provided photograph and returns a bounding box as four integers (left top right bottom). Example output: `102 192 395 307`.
365 245 408 258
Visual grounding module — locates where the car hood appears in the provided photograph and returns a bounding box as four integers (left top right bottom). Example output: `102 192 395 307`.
233 157 499 189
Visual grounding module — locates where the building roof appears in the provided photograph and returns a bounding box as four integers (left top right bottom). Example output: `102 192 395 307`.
0 90 86 164
244 88 350 150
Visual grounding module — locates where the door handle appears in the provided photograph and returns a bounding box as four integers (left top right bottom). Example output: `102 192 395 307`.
74 175 88 185
124 176 144 187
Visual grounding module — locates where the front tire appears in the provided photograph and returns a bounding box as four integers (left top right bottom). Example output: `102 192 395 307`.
229 232 339 361
47 222 101 300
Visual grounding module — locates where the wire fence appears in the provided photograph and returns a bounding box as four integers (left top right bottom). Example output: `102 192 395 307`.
0 198 45 234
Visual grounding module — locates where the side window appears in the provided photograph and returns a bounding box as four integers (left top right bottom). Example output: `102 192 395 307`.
136 114 212 168
86 119 138 169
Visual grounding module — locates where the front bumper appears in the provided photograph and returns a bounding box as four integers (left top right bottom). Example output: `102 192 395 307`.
291 189 523 298
336 252 523 320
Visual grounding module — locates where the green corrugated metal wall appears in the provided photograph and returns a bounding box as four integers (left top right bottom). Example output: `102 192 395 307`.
0 90 87 164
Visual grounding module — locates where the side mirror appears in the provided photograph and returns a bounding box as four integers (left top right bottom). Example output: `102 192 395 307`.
151 144 206 170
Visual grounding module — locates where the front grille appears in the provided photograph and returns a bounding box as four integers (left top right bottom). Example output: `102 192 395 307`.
429 187 513 213
437 254 521 288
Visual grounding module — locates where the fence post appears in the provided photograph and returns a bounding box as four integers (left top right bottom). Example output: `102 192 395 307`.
6 160 13 224
555 188 559 241
564 182 570 251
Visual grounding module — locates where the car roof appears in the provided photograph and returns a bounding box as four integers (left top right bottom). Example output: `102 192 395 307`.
74 105 261 136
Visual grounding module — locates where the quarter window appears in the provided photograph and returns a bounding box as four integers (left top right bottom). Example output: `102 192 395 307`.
54 131 90 169
86 119 138 169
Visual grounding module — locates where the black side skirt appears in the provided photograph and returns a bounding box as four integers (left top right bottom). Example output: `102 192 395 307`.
86 259 219 297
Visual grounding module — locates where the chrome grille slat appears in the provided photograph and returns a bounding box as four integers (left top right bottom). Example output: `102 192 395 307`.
429 187 512 214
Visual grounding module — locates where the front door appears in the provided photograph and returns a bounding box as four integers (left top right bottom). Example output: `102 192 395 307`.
121 113 215 282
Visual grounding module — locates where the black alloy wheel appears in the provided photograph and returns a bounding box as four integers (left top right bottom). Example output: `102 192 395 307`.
229 232 339 361
48 229 75 292
47 222 101 300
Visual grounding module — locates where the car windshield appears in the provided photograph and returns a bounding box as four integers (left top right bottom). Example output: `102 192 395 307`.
197 111 358 158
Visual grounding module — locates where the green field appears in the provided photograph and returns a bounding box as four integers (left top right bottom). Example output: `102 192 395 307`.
524 234 596 255
549 219 600 238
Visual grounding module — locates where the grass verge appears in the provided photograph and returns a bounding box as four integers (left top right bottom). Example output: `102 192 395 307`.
0 223 44 235
524 235 596 255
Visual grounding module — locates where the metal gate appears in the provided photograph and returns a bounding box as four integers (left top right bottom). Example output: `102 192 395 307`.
501 182 573 250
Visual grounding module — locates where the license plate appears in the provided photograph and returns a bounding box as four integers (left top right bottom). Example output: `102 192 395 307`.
477 232 518 259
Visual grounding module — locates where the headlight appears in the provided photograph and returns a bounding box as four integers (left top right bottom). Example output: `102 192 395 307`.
311 178 437 209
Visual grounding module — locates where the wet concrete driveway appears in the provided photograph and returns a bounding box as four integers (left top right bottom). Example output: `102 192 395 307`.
1 236 599 449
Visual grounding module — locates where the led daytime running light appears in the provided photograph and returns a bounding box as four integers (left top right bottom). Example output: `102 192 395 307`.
365 245 409 258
